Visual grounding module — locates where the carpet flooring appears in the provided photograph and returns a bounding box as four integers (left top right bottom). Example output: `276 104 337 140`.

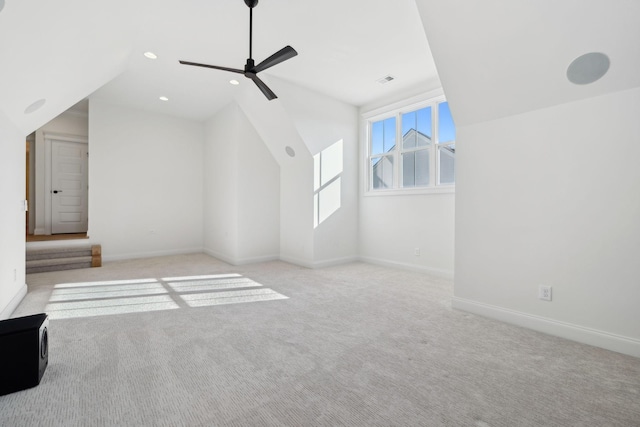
2 254 639 426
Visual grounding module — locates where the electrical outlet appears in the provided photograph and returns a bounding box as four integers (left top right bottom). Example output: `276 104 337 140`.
539 285 552 301
414 247 420 256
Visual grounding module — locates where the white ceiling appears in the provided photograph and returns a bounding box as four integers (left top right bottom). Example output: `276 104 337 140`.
415 0 640 126
0 0 440 132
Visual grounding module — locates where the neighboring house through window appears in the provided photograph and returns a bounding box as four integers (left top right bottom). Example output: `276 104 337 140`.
365 93 456 194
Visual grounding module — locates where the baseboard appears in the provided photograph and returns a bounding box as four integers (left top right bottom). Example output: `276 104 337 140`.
203 248 279 266
278 255 314 269
359 256 454 280
309 256 359 269
102 247 204 262
452 297 640 359
33 228 45 235
0 284 28 320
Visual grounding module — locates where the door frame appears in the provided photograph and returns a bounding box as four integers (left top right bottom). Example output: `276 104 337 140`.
43 132 88 235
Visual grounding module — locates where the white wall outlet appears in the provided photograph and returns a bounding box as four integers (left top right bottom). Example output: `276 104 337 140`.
539 285 552 301
414 247 420 256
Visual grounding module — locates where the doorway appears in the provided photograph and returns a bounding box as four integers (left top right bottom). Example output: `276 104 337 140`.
50 139 88 234
26 100 89 241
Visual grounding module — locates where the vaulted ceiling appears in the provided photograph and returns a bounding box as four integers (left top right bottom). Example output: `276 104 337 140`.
0 0 439 134
3 1 638 136
416 0 640 126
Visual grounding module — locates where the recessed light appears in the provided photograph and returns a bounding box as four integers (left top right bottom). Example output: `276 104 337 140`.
159 96 169 101
567 52 610 85
230 79 240 85
24 99 46 114
144 52 158 59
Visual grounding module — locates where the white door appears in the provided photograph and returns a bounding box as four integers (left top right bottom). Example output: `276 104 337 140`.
51 140 88 234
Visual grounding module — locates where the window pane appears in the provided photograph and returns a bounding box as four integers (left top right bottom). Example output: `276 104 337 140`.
415 149 429 186
439 144 455 184
402 107 432 149
416 107 432 147
383 117 396 152
372 156 393 189
402 111 417 149
402 152 415 187
402 149 429 188
438 102 456 143
371 121 384 155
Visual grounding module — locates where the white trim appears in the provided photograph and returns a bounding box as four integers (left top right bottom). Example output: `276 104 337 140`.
42 132 88 143
0 284 28 320
362 91 455 196
361 88 444 119
452 297 640 359
278 254 358 269
364 185 455 197
102 247 203 262
359 255 454 280
43 133 88 235
203 248 279 266
279 254 314 269
310 256 359 269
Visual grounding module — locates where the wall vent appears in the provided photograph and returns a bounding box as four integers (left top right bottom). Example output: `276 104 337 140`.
377 75 395 84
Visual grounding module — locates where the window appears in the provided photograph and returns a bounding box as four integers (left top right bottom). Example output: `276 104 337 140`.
367 96 456 193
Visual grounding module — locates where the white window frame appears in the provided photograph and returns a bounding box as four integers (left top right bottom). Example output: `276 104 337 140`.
362 90 455 196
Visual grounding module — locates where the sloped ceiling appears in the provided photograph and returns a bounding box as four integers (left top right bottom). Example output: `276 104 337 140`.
415 0 640 126
0 0 144 134
0 0 440 134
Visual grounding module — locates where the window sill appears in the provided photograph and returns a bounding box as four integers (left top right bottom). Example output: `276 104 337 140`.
364 185 455 197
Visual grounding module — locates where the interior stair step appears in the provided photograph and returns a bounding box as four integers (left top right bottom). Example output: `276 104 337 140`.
26 244 102 274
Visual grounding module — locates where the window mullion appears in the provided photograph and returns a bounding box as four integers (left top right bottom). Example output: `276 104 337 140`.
431 102 438 187
395 111 401 189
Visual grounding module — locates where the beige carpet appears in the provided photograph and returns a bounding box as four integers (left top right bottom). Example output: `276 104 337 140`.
2 254 639 426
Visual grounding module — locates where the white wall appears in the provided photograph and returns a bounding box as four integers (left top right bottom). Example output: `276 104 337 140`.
275 79 359 266
0 112 27 319
358 94 456 278
33 111 89 234
88 99 204 261
359 194 455 277
203 104 239 261
454 87 640 357
235 80 315 266
203 103 280 264
235 107 280 263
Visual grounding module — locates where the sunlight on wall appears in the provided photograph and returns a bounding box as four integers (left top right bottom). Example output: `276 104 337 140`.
314 139 343 228
45 274 288 319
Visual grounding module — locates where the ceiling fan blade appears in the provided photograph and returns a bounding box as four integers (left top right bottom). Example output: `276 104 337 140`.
247 73 277 100
252 46 298 74
179 60 244 74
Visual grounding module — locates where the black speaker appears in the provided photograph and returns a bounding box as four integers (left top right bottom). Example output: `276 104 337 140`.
0 313 49 396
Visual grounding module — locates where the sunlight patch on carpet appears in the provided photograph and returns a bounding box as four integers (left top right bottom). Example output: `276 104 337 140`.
44 274 288 320
181 288 288 308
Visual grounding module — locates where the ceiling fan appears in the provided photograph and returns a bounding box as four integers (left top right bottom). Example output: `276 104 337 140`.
179 0 298 101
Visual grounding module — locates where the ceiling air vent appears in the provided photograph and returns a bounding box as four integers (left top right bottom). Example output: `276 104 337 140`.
377 75 395 84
